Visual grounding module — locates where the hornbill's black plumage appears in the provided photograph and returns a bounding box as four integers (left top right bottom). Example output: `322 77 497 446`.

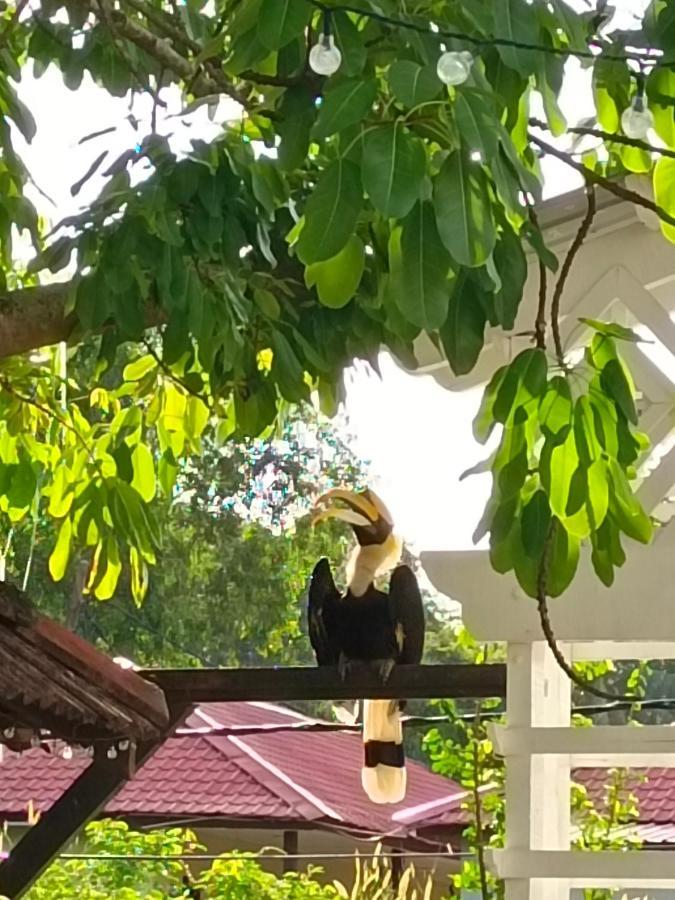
308 488 425 804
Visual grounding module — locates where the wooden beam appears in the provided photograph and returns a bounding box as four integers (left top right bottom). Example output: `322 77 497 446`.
0 705 189 899
141 664 506 703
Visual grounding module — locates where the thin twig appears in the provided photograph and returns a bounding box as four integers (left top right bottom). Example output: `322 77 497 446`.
550 186 597 368
528 205 548 350
142 340 211 405
0 379 99 469
529 133 675 229
537 520 639 702
529 118 675 162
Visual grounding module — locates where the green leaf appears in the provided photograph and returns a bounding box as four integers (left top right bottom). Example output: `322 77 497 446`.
257 0 307 49
608 459 653 544
521 490 551 559
535 57 567 136
493 225 527 329
495 407 528 500
362 123 426 219
593 58 630 133
123 355 157 382
332 11 366 75
271 333 310 403
542 428 579 519
277 86 316 172
494 0 540 75
131 444 156 503
454 89 500 161
493 348 548 423
580 318 643 343
654 157 675 243
440 275 487 376
314 78 377 140
388 60 441 108
296 159 362 264
601 358 638 425
522 220 559 271
587 458 609 531
27 236 73 274
95 536 122 601
548 520 579 597
539 375 572 442
304 235 365 309
473 365 508 444
397 201 452 330
573 395 602 466
9 462 37 510
434 152 496 267
49 517 72 582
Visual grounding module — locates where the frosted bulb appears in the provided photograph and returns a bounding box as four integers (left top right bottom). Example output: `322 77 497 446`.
621 100 654 140
309 35 342 76
437 50 472 86
62 745 73 760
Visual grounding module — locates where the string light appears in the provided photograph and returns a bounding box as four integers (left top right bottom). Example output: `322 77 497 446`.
622 74 654 140
437 50 473 86
107 745 118 759
309 10 342 76
62 745 73 760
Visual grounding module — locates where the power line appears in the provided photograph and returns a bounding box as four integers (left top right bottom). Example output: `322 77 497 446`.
307 0 673 69
57 850 469 862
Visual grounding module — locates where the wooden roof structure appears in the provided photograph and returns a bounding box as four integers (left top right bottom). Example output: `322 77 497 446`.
0 581 169 750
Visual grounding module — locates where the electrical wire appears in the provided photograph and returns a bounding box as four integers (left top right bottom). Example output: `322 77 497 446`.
56 850 470 862
306 0 672 69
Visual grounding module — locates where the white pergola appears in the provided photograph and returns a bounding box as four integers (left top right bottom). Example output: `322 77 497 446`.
402 186 675 899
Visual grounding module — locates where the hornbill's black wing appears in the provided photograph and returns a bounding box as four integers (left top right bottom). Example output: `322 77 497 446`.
308 557 342 666
388 565 425 665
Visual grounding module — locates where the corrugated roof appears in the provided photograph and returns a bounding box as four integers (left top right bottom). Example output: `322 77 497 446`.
0 701 465 841
0 583 168 748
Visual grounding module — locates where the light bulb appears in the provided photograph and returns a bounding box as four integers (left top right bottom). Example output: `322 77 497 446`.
309 35 342 76
437 50 473 86
621 96 654 140
62 745 73 760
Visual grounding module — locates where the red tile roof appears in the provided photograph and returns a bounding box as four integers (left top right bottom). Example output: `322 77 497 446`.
576 768 675 825
0 701 466 841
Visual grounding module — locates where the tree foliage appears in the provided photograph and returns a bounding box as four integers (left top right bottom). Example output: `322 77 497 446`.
25 820 433 900
7 401 363 666
0 0 671 601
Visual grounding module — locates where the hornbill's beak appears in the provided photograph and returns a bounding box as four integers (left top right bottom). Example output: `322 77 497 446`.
312 488 394 546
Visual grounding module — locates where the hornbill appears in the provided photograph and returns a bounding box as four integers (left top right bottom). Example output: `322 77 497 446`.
308 488 425 804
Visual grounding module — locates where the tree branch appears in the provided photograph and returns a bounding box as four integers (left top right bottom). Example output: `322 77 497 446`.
551 186 596 368
529 133 675 229
0 282 164 361
96 2 258 112
530 117 675 162
122 0 200 55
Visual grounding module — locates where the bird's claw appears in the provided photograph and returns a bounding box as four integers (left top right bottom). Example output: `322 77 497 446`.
338 654 355 682
372 658 395 684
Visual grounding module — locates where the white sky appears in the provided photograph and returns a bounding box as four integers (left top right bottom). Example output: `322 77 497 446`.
13 0 649 558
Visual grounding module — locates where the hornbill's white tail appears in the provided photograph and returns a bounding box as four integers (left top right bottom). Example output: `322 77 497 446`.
361 699 406 804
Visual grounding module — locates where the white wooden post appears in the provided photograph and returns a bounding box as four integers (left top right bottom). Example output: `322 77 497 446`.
503 643 571 900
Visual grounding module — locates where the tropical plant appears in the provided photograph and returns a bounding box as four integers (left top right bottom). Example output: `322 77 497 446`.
24 820 434 899
0 0 670 624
